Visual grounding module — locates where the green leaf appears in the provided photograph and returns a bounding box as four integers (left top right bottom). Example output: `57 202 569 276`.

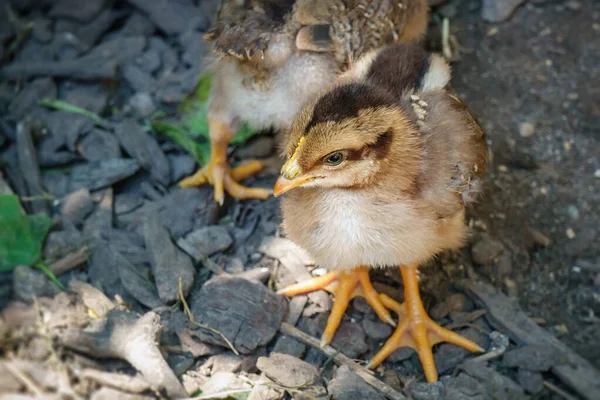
0 195 51 271
39 98 110 129
153 72 260 166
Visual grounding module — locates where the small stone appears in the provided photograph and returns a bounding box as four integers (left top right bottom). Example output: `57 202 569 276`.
567 205 580 220
446 293 472 313
519 122 535 137
168 154 196 183
128 92 156 118
517 368 544 394
122 64 156 93
13 265 60 303
566 228 576 239
225 257 245 274
482 0 526 22
201 353 243 375
69 158 140 192
178 226 233 258
471 235 505 265
594 169 600 178
328 365 384 400
316 314 368 358
503 345 568 371
566 0 582 10
271 335 307 358
61 188 94 225
167 354 194 376
257 353 319 387
408 381 445 400
145 214 195 303
361 318 392 340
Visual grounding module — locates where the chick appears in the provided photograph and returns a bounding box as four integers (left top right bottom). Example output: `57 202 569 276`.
273 42 488 382
180 0 430 205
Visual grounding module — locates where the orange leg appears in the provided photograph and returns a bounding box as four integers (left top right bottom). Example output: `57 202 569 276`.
277 267 396 347
367 265 484 382
179 119 271 205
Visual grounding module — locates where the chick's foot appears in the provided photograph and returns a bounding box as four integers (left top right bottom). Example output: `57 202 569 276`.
277 266 396 347
367 265 484 382
178 120 271 205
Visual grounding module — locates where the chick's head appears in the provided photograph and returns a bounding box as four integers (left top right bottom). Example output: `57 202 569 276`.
274 83 419 196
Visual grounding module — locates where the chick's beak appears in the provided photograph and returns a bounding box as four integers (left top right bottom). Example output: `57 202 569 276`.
273 174 315 197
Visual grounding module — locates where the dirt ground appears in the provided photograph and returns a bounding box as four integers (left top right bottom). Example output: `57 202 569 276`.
445 0 600 367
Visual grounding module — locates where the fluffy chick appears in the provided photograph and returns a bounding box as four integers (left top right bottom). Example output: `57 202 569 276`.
274 42 488 382
180 0 430 205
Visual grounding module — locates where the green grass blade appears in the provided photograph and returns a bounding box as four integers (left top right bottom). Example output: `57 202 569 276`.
40 98 110 128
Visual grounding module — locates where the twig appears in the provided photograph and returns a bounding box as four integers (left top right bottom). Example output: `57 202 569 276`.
81 369 153 394
3 361 45 397
279 322 407 400
177 277 239 355
49 247 89 276
543 381 579 400
464 331 509 363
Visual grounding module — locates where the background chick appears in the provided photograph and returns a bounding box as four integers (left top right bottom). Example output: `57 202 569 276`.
179 0 429 205
274 41 488 382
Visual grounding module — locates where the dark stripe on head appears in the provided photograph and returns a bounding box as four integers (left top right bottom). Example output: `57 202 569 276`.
305 83 394 133
365 42 429 97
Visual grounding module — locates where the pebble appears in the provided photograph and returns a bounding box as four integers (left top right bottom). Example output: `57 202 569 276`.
257 353 319 387
594 169 600 178
566 228 576 239
128 92 156 117
519 122 536 137
361 318 393 340
177 226 233 259
408 381 445 400
567 204 580 220
328 365 384 400
517 368 544 394
61 188 94 225
503 345 568 371
471 235 505 265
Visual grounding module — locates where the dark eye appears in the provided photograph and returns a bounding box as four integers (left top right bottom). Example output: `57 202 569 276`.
324 152 345 166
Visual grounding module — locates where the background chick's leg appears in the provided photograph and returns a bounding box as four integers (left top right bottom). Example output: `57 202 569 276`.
367 265 484 382
179 119 271 205
278 266 395 347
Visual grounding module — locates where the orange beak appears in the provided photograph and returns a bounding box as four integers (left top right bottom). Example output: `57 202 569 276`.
273 175 316 197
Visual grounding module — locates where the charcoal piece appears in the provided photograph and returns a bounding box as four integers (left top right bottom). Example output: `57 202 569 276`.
8 78 56 121
79 129 121 162
68 158 140 192
128 93 156 118
13 266 60 303
125 0 200 35
44 111 94 151
362 318 393 340
116 248 163 309
179 31 208 68
32 18 53 43
257 353 319 387
271 335 306 358
408 381 445 400
82 192 113 243
122 65 156 93
101 229 148 265
49 0 108 22
122 12 156 36
459 362 527 399
38 150 80 168
328 365 384 400
441 373 486 399
156 67 201 104
42 171 69 198
503 345 569 371
134 49 161 75
61 188 94 225
482 0 526 22
517 369 544 394
118 187 218 238
315 313 368 359
190 278 286 354
1 58 118 80
16 121 49 215
63 83 110 115
168 154 195 183
73 9 119 47
0 130 5 148
150 37 177 73
87 36 147 65
0 5 13 42
433 326 489 374
177 226 233 259
115 119 170 186
114 193 144 215
144 214 195 304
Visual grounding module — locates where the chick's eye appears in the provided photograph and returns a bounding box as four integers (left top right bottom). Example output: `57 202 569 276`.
324 152 345 166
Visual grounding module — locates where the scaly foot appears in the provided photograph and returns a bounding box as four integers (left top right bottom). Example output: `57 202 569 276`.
277 267 396 347
367 265 484 382
179 119 271 205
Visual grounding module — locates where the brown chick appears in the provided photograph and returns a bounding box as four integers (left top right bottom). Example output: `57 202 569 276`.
179 0 429 205
273 42 488 382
